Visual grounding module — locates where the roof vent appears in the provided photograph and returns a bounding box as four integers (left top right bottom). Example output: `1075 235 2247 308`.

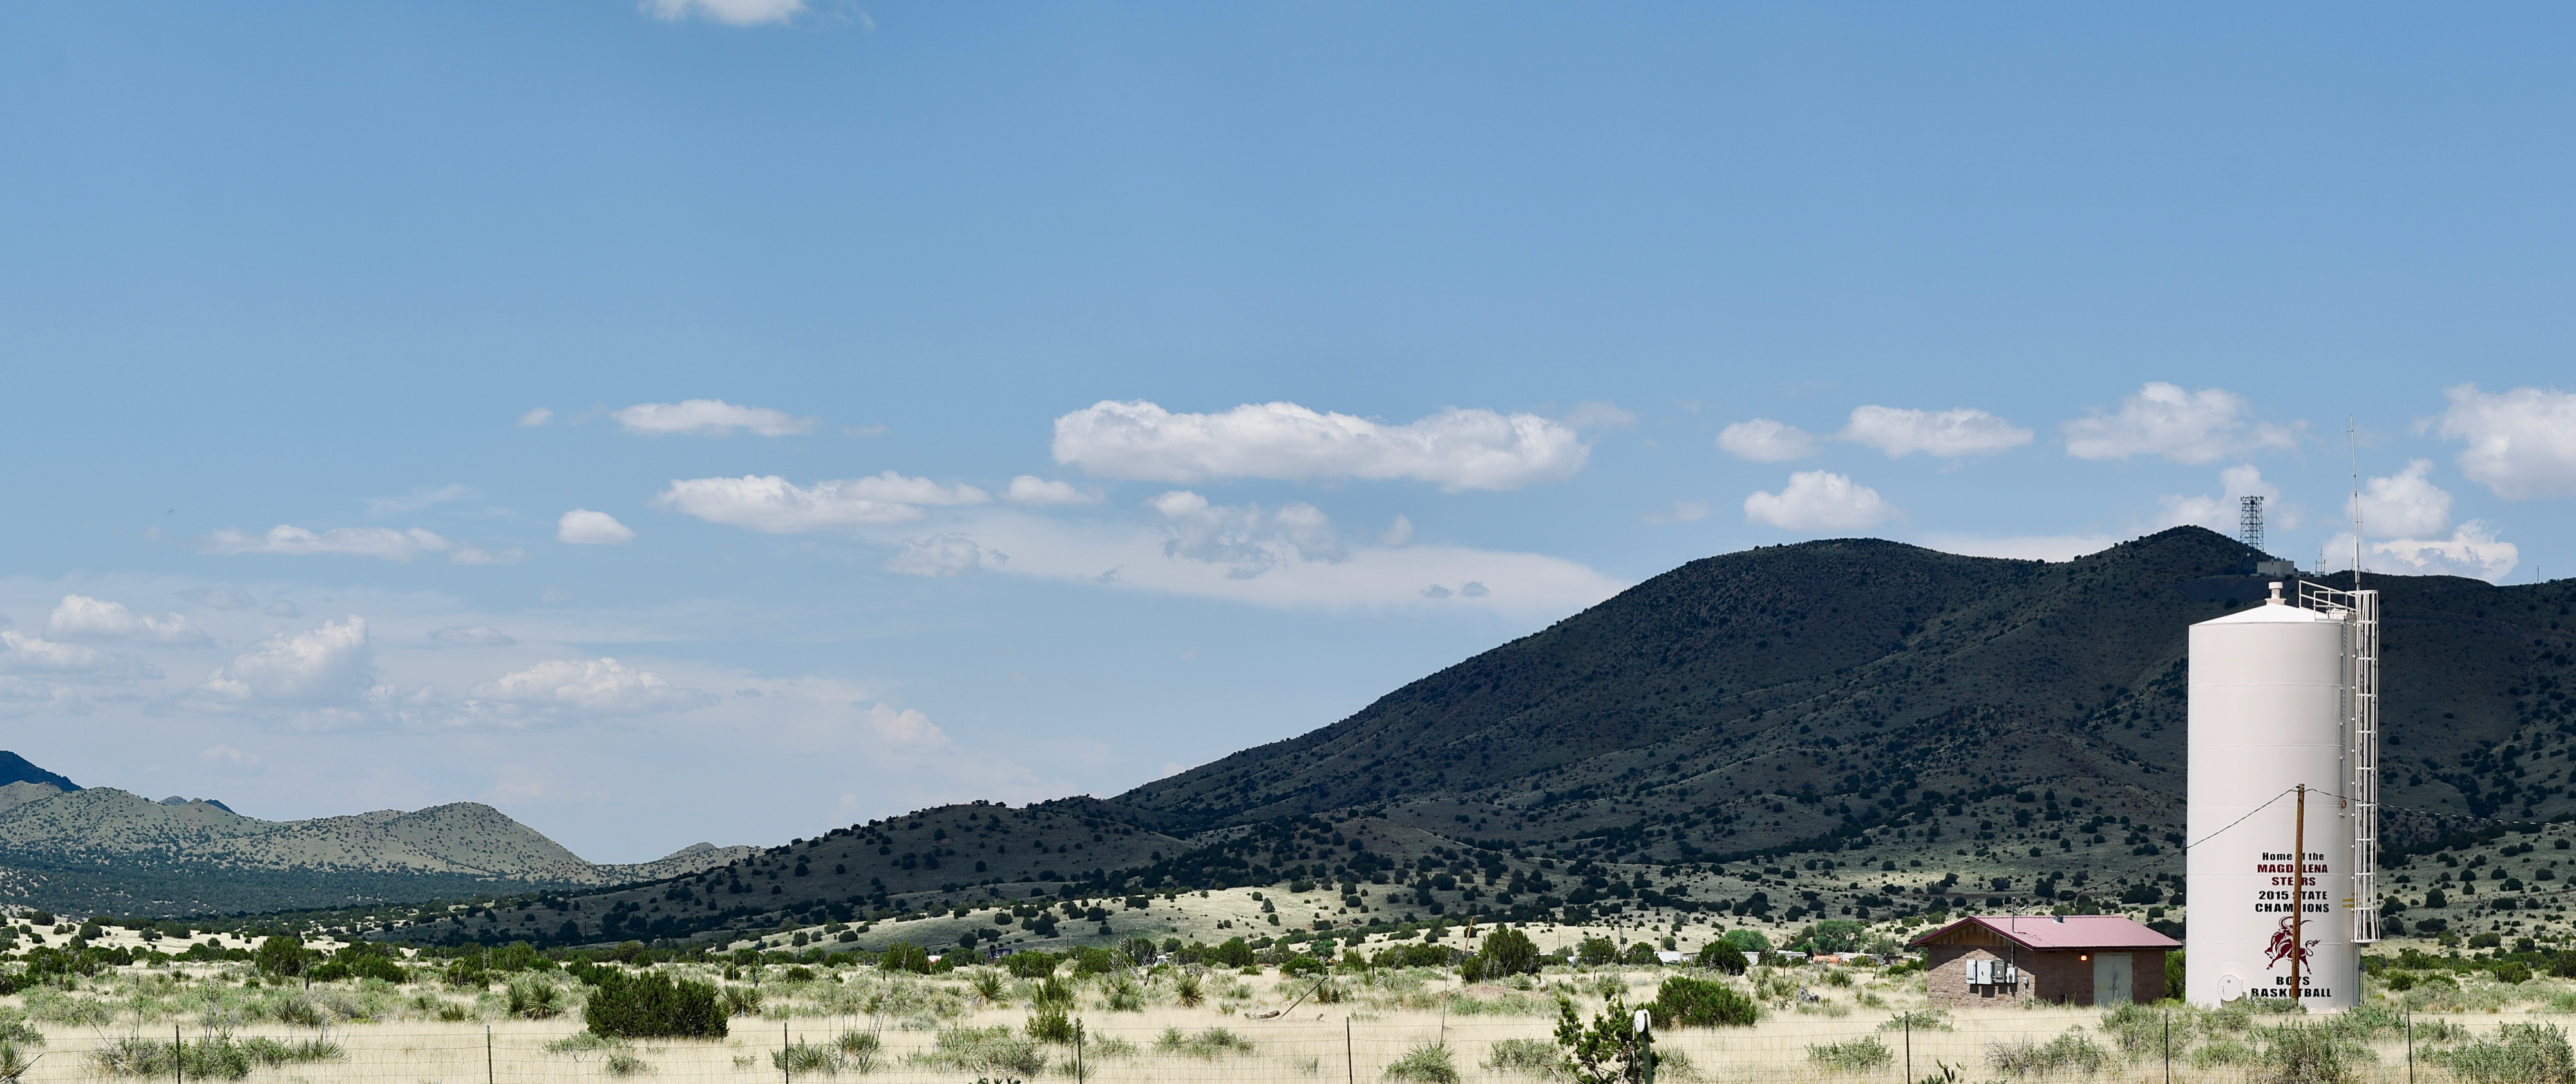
2054 913 2065 922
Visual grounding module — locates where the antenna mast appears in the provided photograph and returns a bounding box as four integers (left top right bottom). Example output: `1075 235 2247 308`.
2349 418 2362 588
2239 496 2267 554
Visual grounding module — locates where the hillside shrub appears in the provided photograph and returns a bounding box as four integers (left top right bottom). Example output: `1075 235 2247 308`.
1385 1042 1461 1083
1475 928 1544 978
2431 1022 2576 1084
583 971 726 1040
1005 951 1059 978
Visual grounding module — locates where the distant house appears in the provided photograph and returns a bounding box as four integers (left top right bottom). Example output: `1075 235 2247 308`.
1907 915 2178 1007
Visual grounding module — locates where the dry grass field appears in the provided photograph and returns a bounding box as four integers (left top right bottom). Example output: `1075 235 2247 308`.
6 937 2576 1083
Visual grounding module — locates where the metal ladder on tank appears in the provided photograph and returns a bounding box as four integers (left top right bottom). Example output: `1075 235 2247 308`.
2297 581 2381 943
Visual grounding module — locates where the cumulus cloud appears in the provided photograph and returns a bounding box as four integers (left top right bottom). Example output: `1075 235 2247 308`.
1640 500 1712 525
1052 400 1587 491
46 595 209 644
884 534 995 577
1840 406 2032 458
612 398 816 437
518 407 554 427
861 702 948 748
2431 385 2576 500
1145 491 1347 578
902 510 1622 613
200 525 522 565
557 509 638 545
0 630 163 681
470 657 716 715
193 618 375 707
200 745 261 770
640 0 804 25
429 625 516 647
2352 459 2454 539
177 588 258 610
2062 382 2298 463
2159 463 2284 533
1743 471 1902 532
265 600 305 618
1003 476 1098 506
1716 419 1819 462
1378 516 1414 546
2325 523 2521 583
653 472 990 533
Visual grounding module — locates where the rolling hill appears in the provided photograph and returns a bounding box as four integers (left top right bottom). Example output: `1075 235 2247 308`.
0 780 753 917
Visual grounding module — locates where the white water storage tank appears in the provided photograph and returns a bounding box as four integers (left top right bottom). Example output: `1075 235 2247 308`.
2186 588 2357 1008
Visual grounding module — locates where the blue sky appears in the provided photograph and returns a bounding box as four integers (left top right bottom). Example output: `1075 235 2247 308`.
6 3 2576 860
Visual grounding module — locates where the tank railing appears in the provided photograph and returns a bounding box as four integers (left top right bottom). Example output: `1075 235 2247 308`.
2294 580 2382 943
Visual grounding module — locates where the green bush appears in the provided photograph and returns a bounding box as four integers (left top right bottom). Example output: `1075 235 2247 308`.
1810 1036 1895 1071
1475 928 1544 978
1385 1042 1460 1083
2432 1022 2576 1084
2259 1021 2377 1084
1986 1032 2109 1077
252 934 310 979
1482 1037 1564 1076
1004 950 1059 978
583 971 726 1039
1575 937 1619 965
878 942 931 974
1696 941 1748 975
1650 976 1759 1027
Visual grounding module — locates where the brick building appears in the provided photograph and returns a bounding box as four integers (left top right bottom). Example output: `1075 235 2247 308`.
1907 915 2178 1008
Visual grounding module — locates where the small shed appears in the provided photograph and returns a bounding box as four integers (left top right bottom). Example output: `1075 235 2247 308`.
1908 915 2179 1007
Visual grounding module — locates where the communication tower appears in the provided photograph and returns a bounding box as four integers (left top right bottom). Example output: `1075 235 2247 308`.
2239 495 2266 554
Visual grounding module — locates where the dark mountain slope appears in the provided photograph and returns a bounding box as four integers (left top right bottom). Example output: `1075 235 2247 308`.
0 751 79 792
1115 527 2576 870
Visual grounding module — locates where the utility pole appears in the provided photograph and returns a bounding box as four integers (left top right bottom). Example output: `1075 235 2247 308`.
2291 785 2307 1003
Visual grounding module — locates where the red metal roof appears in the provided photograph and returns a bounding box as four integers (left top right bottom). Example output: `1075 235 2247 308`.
1905 915 2181 951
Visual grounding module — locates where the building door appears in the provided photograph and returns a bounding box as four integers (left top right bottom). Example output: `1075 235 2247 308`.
2093 953 2134 1006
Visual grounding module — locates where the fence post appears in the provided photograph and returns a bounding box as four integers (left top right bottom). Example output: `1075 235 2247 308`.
1904 1013 1911 1083
486 1025 493 1084
2407 1013 2414 1084
1347 1016 1355 1084
782 1018 790 1083
175 1023 184 1084
1075 1018 1086 1083
2161 1010 2170 1084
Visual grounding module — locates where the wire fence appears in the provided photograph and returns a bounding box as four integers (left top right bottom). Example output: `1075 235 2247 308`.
0 1009 2557 1083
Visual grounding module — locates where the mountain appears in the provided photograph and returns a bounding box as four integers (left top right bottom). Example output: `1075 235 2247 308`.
0 785 753 918
0 751 78 792
1115 526 2573 859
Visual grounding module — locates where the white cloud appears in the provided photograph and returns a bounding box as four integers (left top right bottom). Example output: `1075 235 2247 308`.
265 600 305 618
200 745 261 769
1003 476 1097 506
2159 463 2283 533
518 407 554 427
640 0 804 25
884 534 994 577
2351 459 2454 539
199 525 522 565
889 510 1623 613
612 399 816 437
366 483 475 517
558 509 638 545
429 625 516 647
1564 402 1638 430
2326 522 2521 583
1052 400 1588 492
1716 419 1819 462
470 657 717 715
193 618 375 707
177 587 258 610
2431 385 2576 500
861 702 948 749
2062 382 2299 463
1743 471 1902 532
1918 534 2117 562
653 472 989 533
1640 500 1711 525
1378 516 1414 546
1840 406 2032 458
46 595 209 644
1146 491 1347 578
0 630 162 680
